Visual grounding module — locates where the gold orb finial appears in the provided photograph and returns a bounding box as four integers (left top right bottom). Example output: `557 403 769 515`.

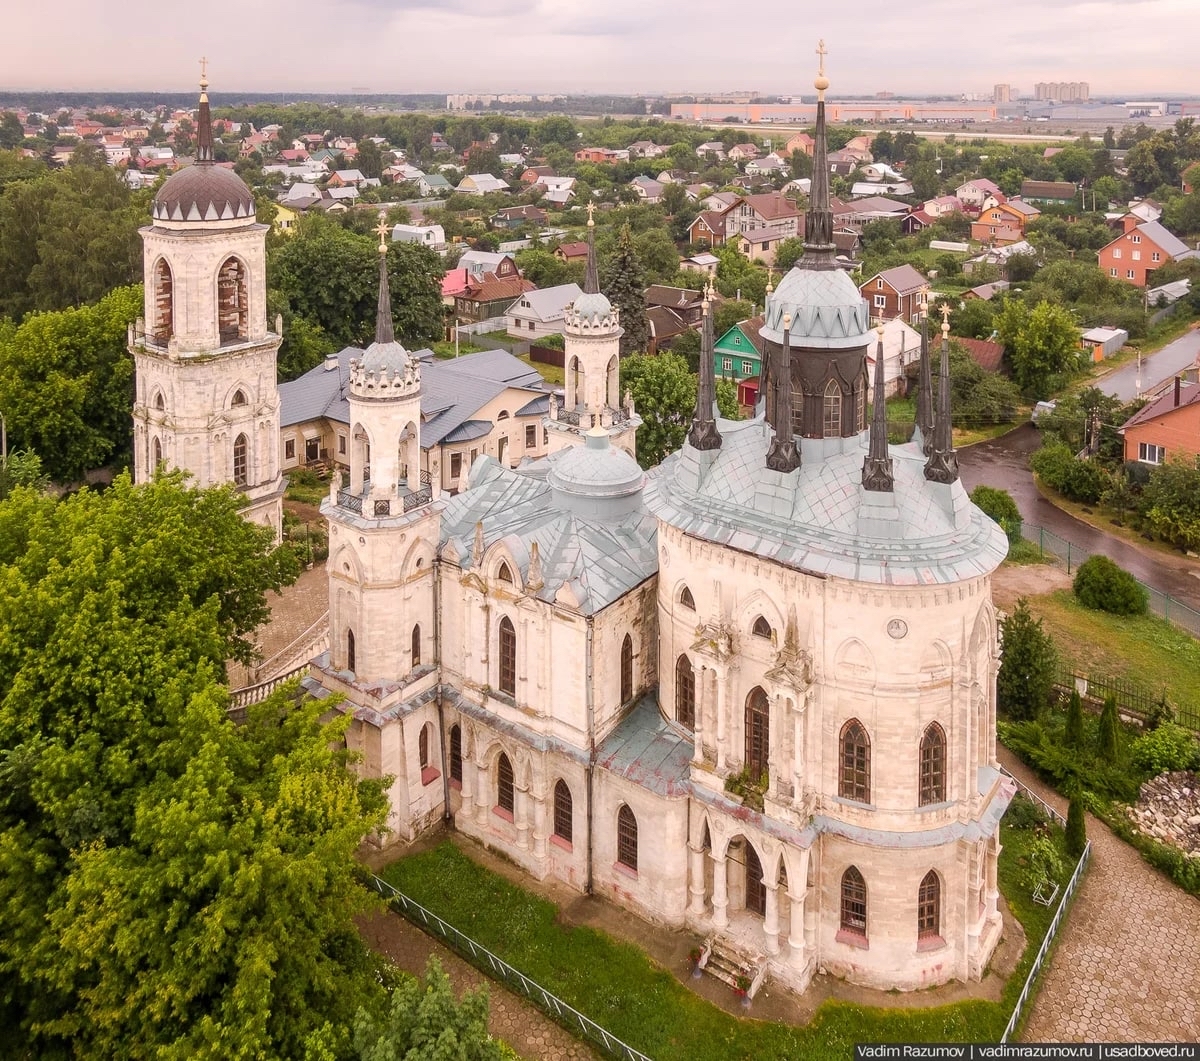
766 266 774 294
586 200 595 227
876 320 886 338
814 40 830 98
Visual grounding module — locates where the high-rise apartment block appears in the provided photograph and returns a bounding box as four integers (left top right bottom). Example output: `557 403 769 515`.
993 84 1011 104
1035 81 1089 102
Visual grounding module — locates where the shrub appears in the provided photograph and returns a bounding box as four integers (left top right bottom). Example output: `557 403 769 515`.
1022 834 1065 891
1097 695 1121 762
1064 688 1085 749
971 485 1023 545
1030 442 1108 503
1005 791 1048 831
998 600 1057 721
1072 555 1148 616
1065 792 1087 858
1130 722 1200 776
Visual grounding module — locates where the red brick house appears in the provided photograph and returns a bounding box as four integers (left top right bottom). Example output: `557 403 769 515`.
859 264 927 324
1099 216 1198 287
970 200 1039 246
1121 376 1200 465
687 209 731 246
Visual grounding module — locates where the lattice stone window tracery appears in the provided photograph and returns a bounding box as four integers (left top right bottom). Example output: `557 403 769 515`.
839 719 871 803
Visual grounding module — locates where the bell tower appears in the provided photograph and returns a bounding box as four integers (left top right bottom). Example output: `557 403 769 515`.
129 60 283 536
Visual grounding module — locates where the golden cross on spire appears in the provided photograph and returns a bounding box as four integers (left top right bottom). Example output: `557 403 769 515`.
940 302 951 334
375 213 389 253
816 40 827 77
586 200 595 225
199 56 208 89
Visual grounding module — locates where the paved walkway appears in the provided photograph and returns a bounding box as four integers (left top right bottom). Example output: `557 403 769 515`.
999 747 1200 1042
358 909 599 1061
228 560 329 688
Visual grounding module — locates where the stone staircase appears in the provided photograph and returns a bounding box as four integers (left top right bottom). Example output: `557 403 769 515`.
697 937 769 1000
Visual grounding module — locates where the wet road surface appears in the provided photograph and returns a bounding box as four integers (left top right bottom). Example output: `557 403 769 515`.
1098 326 1200 402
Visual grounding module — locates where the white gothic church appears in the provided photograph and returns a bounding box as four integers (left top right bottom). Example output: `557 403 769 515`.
133 59 1014 996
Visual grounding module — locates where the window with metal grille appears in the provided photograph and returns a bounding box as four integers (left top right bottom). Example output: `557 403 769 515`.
620 634 634 703
840 866 867 935
418 724 429 768
411 624 421 669
823 381 842 437
745 687 770 779
856 380 866 431
449 725 462 783
525 423 536 449
233 433 248 486
839 719 871 803
918 870 940 938
496 752 514 813
919 722 946 805
498 616 516 696
679 585 695 610
675 655 695 728
553 779 573 843
745 842 766 916
616 804 638 871
752 616 772 639
346 629 356 672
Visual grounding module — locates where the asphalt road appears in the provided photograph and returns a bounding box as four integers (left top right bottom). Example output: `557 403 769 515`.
1097 326 1200 401
957 424 1200 610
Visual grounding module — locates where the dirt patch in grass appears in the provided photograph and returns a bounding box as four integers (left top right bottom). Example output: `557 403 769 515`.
993 564 1072 611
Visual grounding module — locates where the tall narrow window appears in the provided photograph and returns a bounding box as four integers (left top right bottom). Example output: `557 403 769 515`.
675 655 695 728
620 634 633 704
346 629 356 673
496 752 514 814
790 383 804 436
823 380 842 437
449 724 462 784
839 719 871 803
919 723 947 806
841 866 867 937
217 256 249 342
233 433 248 486
498 616 516 696
746 842 766 917
745 686 770 780
752 616 772 639
152 257 173 342
617 804 638 871
918 870 941 939
418 724 430 769
855 378 866 431
411 624 421 669
152 437 163 472
553 779 573 843
231 389 247 407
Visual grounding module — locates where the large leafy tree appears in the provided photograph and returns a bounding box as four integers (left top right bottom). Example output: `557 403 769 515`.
995 299 1080 398
1140 455 1200 551
0 474 393 1058
601 222 649 357
0 284 141 481
620 351 695 468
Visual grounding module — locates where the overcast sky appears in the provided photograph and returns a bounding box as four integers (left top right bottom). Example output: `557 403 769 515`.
4 0 1197 97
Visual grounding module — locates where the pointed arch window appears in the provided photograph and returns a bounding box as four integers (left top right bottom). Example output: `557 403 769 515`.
918 870 941 939
151 257 173 342
919 723 947 806
153 391 166 411
496 752 514 814
840 866 867 937
823 380 842 438
231 389 248 407
411 624 421 669
745 842 766 917
839 719 871 803
152 437 163 473
449 724 463 784
346 629 356 673
752 615 772 639
232 433 249 486
553 779 573 844
616 804 638 872
497 562 513 584
217 256 249 343
418 724 430 769
745 686 770 779
675 655 695 728
678 585 695 610
620 634 634 704
498 616 516 697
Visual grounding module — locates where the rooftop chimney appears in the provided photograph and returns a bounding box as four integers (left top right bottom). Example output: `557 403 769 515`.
1176 375 1182 407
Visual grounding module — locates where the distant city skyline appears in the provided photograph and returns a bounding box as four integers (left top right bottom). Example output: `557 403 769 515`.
2 0 1197 97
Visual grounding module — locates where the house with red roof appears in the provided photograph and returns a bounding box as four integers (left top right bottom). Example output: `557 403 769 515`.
1121 375 1200 465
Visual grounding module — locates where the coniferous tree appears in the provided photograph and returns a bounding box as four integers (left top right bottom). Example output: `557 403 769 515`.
997 599 1057 722
603 222 649 357
1065 688 1085 749
1098 694 1121 762
1065 791 1088 858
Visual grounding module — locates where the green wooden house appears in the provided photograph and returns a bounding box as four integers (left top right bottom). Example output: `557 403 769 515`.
713 316 765 382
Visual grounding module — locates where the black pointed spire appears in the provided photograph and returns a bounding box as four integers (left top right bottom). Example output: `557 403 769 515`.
196 57 214 164
374 214 395 345
583 201 600 294
863 323 894 491
801 40 837 269
766 314 801 472
688 279 722 451
914 311 934 454
924 308 960 484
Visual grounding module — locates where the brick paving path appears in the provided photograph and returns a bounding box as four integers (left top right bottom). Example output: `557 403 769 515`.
228 561 329 688
1000 748 1200 1042
359 910 600 1061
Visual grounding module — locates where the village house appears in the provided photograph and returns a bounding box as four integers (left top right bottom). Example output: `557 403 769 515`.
574 147 627 163
392 223 447 252
713 315 765 383
645 286 708 327
1098 216 1198 286
507 283 584 339
630 175 664 204
1019 180 1077 205
955 178 1003 211
646 306 690 354
554 241 590 265
492 205 547 230
1121 375 1200 465
859 264 928 324
970 199 1040 246
457 173 511 195
728 143 761 161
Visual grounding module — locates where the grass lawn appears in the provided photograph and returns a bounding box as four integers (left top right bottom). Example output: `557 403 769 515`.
284 469 327 506
432 339 489 359
379 827 1068 1061
1022 589 1200 720
518 353 564 386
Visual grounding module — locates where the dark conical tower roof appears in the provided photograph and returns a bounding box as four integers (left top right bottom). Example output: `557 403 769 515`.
862 323 894 491
195 58 214 164
688 279 721 451
924 308 960 485
802 40 837 269
374 214 395 345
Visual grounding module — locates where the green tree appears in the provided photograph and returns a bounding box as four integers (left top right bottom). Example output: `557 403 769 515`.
714 298 756 338
357 138 384 180
0 112 23 149
773 237 806 272
1065 791 1087 858
0 448 48 500
969 485 1022 544
352 957 503 1061
602 223 649 356
997 599 1057 721
949 298 997 340
0 284 140 481
1125 140 1164 196
908 160 939 201
1139 455 1200 551
995 299 1080 398
716 378 740 420
1065 688 1085 749
620 351 694 467
1097 694 1121 762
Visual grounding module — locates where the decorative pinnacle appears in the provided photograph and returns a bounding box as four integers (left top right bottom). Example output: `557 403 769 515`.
783 312 792 328
940 302 951 338
375 213 389 254
586 200 595 226
766 266 774 294
814 40 830 98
